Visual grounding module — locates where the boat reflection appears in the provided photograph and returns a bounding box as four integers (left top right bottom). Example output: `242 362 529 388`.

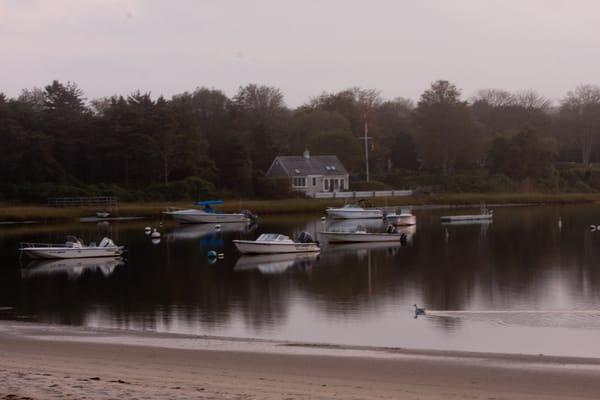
322 225 416 250
324 218 385 232
166 222 257 241
21 257 124 280
234 252 320 275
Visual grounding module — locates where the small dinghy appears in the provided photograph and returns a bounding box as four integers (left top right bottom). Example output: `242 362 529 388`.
320 225 407 243
20 236 124 259
233 232 320 254
96 211 110 218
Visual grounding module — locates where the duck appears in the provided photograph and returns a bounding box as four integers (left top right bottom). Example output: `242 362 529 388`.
414 304 426 316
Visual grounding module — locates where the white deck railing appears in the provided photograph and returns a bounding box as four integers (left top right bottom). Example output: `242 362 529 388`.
312 190 414 199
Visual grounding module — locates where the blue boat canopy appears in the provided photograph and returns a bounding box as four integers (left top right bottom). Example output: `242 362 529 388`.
195 200 224 206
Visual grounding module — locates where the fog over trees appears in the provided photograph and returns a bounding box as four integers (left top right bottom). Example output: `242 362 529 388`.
1 80 600 201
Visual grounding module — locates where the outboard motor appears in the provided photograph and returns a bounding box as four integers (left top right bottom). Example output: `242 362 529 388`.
241 210 258 221
400 233 408 245
297 231 314 243
99 237 115 247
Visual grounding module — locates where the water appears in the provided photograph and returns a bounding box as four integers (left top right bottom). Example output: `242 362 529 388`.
2 204 600 357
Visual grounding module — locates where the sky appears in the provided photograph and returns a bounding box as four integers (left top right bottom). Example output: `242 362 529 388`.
1 0 600 107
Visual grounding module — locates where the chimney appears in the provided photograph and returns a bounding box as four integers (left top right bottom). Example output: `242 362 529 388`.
303 148 310 160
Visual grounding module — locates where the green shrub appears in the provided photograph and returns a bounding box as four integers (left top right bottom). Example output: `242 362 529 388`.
253 176 295 199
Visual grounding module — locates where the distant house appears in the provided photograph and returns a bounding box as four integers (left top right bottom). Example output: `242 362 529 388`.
266 150 349 196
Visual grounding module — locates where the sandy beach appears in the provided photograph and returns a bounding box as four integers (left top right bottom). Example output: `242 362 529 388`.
0 322 600 399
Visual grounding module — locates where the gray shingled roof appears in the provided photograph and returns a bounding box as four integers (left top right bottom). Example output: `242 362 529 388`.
267 155 348 177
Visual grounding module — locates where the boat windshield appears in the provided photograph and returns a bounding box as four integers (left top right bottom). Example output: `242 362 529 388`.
343 204 360 209
256 233 289 242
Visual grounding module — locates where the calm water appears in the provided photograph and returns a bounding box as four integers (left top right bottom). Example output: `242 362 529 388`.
2 204 600 357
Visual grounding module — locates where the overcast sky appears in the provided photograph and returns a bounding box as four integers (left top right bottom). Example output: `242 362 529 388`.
1 0 599 106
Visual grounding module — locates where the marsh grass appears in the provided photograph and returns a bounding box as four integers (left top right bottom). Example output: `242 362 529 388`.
1 192 599 222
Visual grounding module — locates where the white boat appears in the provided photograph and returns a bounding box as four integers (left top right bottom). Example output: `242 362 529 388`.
163 200 257 224
22 257 123 279
440 206 493 223
19 236 124 259
385 208 416 226
320 226 406 243
233 232 320 254
96 211 110 218
326 203 383 219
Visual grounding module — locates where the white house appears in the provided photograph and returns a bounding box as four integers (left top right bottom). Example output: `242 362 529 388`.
266 150 349 197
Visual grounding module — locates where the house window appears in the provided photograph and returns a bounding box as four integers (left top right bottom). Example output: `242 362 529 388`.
324 179 329 190
340 179 344 190
334 179 339 190
312 177 316 186
293 177 306 187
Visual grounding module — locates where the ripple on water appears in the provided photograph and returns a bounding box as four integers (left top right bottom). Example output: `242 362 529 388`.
426 310 600 329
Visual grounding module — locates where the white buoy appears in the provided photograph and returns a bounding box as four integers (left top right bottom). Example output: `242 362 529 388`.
151 228 161 239
591 225 597 232
151 238 161 245
320 216 326 221
217 253 225 259
215 224 221 230
144 226 152 234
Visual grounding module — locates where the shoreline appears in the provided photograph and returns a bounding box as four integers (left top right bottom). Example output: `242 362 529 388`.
3 320 600 366
2 321 600 399
1 192 599 223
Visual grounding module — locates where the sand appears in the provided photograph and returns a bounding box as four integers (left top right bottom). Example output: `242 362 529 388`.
1 322 600 399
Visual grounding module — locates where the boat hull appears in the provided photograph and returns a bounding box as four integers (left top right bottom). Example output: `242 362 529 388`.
164 210 250 224
233 240 320 254
326 209 383 219
21 247 124 259
320 232 403 243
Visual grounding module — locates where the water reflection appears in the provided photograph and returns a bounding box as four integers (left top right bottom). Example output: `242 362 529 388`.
166 222 256 241
21 257 124 280
234 252 319 275
3 205 600 356
324 218 385 232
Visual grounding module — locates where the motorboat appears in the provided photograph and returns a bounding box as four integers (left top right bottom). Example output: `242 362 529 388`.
96 211 110 218
21 257 123 280
320 225 407 243
163 200 258 224
233 232 320 254
440 205 493 223
325 203 383 219
19 236 124 259
385 208 416 226
234 252 319 274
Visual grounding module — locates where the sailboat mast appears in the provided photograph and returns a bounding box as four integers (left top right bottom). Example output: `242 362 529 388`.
361 117 371 182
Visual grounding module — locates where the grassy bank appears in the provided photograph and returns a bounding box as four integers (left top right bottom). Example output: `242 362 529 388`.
1 192 600 223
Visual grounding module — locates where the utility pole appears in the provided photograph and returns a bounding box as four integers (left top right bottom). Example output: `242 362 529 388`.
359 116 372 182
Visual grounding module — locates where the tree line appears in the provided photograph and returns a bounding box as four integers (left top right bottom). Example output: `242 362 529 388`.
1 79 600 201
